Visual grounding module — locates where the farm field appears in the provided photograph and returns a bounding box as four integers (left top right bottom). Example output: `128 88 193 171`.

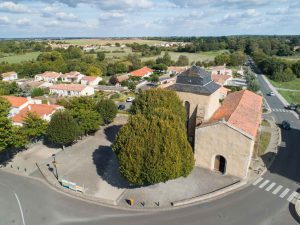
62 38 165 46
270 78 300 90
0 51 41 63
276 55 300 61
278 90 300 104
141 50 227 62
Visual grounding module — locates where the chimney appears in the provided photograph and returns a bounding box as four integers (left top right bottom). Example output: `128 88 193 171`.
28 105 32 111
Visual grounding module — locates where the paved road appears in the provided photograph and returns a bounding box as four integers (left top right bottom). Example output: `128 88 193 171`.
1 63 300 225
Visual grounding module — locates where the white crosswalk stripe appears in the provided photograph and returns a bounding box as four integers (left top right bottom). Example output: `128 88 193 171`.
280 188 290 198
253 177 263 186
253 177 298 203
271 108 290 113
259 180 270 188
272 185 283 195
287 192 298 202
265 182 276 192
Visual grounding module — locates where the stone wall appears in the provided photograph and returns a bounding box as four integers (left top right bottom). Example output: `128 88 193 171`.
194 122 254 179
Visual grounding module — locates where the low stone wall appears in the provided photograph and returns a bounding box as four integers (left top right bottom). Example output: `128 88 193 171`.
171 180 246 207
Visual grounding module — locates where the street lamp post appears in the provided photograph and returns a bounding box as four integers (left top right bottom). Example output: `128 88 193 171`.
52 154 58 180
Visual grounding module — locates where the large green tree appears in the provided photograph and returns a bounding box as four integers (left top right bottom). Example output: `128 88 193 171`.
113 108 194 185
70 109 103 135
23 112 48 141
95 99 118 124
130 89 186 122
46 110 80 147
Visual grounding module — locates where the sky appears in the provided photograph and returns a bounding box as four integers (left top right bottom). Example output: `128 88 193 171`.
0 0 300 38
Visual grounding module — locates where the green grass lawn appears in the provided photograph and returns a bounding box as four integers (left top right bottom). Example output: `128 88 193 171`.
256 131 271 157
278 90 300 104
261 120 270 127
0 52 41 63
141 50 227 63
269 78 300 90
276 55 300 61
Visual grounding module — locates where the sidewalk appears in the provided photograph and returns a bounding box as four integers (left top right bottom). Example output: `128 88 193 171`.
248 118 280 181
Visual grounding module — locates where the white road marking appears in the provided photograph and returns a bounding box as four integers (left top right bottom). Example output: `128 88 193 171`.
253 177 263 186
265 182 276 192
14 193 26 225
259 180 270 188
280 188 290 198
272 185 283 195
287 192 298 202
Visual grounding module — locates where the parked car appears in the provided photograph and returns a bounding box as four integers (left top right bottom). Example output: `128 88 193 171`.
282 120 291 130
285 103 297 110
118 104 126 110
126 97 135 102
268 92 275 96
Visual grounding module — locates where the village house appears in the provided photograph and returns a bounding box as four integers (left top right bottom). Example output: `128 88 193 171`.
129 66 153 78
167 66 262 179
61 71 85 83
80 76 102 86
49 84 94 97
1 71 18 81
35 71 62 83
11 104 63 126
210 65 233 76
167 66 188 75
2 96 32 117
114 74 130 86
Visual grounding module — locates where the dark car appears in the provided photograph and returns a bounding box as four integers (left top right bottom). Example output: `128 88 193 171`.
118 104 126 110
282 120 291 130
285 103 297 111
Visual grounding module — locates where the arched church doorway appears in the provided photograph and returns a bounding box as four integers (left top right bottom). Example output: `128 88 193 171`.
214 155 226 174
185 101 190 131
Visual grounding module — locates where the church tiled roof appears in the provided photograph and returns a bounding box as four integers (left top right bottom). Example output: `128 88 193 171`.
167 66 220 95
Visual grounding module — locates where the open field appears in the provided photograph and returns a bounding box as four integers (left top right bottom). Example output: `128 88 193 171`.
270 78 300 90
278 90 300 104
276 55 300 61
62 38 165 46
142 50 227 62
0 52 41 63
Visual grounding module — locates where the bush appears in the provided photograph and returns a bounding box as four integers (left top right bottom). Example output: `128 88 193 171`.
273 68 296 82
30 87 44 97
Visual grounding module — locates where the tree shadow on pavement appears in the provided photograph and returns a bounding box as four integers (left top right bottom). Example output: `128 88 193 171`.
288 188 300 223
0 148 25 166
92 145 131 189
104 125 122 143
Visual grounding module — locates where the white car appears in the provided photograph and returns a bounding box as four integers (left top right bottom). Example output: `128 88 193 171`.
268 92 275 96
126 97 135 102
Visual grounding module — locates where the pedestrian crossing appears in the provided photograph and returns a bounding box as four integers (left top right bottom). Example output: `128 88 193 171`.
252 177 299 204
271 108 290 113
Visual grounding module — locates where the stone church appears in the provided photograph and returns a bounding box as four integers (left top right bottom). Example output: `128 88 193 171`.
168 66 262 179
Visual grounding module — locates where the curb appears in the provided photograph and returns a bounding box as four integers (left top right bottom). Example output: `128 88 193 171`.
296 199 300 218
172 180 246 207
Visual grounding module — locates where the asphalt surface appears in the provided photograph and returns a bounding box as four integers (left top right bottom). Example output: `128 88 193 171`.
1 62 300 225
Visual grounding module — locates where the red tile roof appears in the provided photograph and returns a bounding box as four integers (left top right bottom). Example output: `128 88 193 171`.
62 71 81 78
209 90 262 138
12 104 62 124
38 71 61 78
129 67 153 77
2 96 28 108
1 71 17 77
211 74 231 86
81 76 98 82
50 84 87 92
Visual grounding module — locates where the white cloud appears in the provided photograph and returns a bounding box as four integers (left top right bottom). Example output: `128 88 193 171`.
0 1 30 13
16 17 31 26
0 16 10 25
